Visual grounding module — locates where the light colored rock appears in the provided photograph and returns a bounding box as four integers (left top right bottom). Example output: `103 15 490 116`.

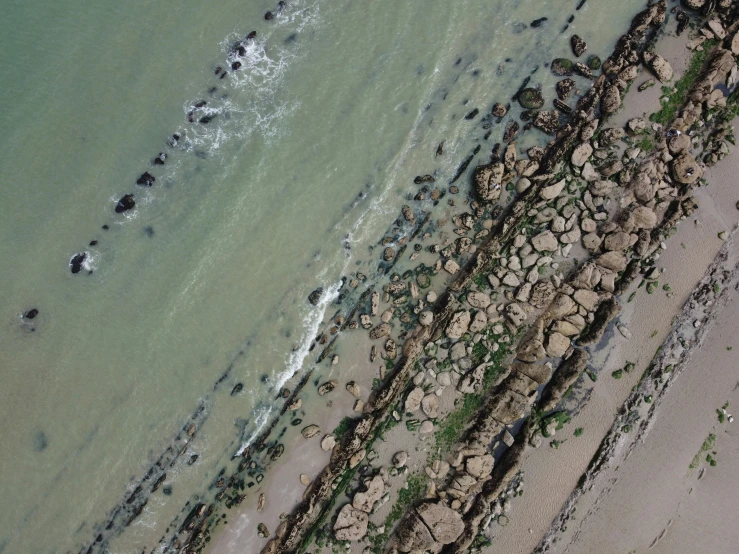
532 230 559 252
419 311 434 326
505 303 527 327
571 143 593 167
421 394 439 418
502 272 521 287
465 454 494 479
596 251 627 272
416 502 465 545
419 420 434 434
321 435 336 451
547 293 577 319
353 475 385 513
589 180 615 197
346 381 361 397
349 448 366 468
446 310 471 339
573 289 600 311
469 310 487 333
334 504 369 541
582 162 600 181
540 179 566 200
645 52 673 82
467 291 491 309
301 424 320 439
601 85 621 114
393 450 408 468
405 387 425 413
545 332 571 357
583 232 602 251
444 259 460 275
632 206 657 229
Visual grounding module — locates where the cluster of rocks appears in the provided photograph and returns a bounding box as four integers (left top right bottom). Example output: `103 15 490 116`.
259 3 739 554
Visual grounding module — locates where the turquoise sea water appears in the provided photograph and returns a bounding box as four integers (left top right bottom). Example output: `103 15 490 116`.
0 1 646 552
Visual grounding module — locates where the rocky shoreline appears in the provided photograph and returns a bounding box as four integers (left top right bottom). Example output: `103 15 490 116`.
242 2 739 554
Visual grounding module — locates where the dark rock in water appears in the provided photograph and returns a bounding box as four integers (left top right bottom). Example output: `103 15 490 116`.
520 109 536 121
556 78 576 100
511 21 527 33
194 100 207 109
465 108 479 120
143 226 154 237
136 172 155 186
214 65 223 75
115 194 136 213
23 308 39 320
167 133 180 147
551 58 574 76
246 31 257 40
153 152 166 165
503 120 519 142
533 110 560 134
188 454 199 465
518 88 544 109
553 98 572 114
162 486 173 496
70 253 87 274
199 114 216 124
576 0 587 9
571 34 587 57
531 17 548 27
414 175 435 184
231 61 242 71
492 103 508 117
308 287 324 306
231 383 244 396
220 71 228 79
89 240 98 246
265 11 274 20
436 142 444 156
587 55 601 70
208 86 217 94
33 431 48 452
102 224 109 230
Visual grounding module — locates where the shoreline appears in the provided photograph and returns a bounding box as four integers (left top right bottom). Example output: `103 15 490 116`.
236 2 739 554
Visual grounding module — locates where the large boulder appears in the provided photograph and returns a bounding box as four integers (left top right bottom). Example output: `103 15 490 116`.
352 475 385 513
671 151 702 184
473 163 505 202
532 230 559 252
601 85 621 114
334 504 369 541
571 143 593 167
446 310 471 339
644 52 673 82
115 194 136 213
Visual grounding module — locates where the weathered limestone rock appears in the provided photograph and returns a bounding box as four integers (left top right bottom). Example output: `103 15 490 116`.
352 475 385 513
505 303 527 327
467 292 491 309
530 281 556 308
416 502 465 545
532 230 559 252
301 425 320 439
540 179 566 200
446 310 471 339
465 454 494 479
511 360 552 384
671 151 702 184
589 179 615 196
369 323 391 340
545 332 571 357
421 394 439 418
334 504 369 541
631 206 658 229
473 163 505 201
601 85 621 114
644 51 673 82
571 143 593 167
596 251 627 272
546 293 577 319
405 387 425 413
573 289 600 311
321 435 336 451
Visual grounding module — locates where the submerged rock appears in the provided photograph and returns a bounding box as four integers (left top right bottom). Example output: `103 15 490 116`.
308 287 323 305
551 58 574 76
518 88 544 109
69 252 87 274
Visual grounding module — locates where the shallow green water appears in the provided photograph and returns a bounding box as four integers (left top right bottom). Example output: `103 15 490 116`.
0 0 647 552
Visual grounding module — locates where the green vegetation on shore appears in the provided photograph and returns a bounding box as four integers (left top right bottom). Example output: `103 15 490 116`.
689 433 717 470
650 40 718 125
